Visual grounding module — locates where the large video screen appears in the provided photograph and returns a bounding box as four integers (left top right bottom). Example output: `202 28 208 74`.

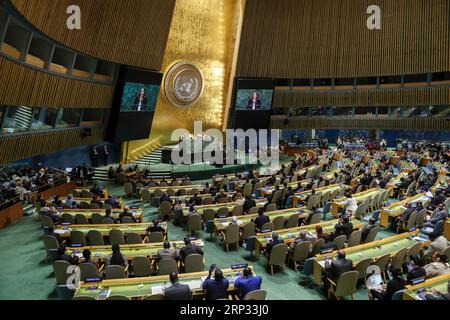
235 89 274 111
120 82 160 112
106 66 163 142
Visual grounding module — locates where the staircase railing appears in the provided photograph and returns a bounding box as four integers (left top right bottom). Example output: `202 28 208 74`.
127 136 163 164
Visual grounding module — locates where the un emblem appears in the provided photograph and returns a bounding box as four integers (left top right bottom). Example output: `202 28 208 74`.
164 61 204 107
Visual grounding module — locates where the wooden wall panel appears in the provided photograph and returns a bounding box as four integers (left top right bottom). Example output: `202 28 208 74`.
237 0 450 78
271 117 450 131
0 57 114 108
273 87 450 107
11 0 176 71
0 127 103 164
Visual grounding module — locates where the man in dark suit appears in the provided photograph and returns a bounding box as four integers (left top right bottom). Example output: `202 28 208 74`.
334 217 354 239
157 241 180 261
254 208 270 231
56 247 79 265
406 256 427 285
243 196 256 214
361 218 377 242
202 267 229 300
265 232 284 256
160 192 172 204
180 238 204 262
90 195 104 208
164 272 192 300
324 250 353 283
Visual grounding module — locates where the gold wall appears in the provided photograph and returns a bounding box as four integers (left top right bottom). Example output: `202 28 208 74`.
125 0 243 162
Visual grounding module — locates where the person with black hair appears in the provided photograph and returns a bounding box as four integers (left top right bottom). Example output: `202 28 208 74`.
368 266 406 300
106 244 128 267
334 216 354 239
243 195 256 214
179 238 203 262
202 267 230 300
56 247 79 265
157 241 179 261
164 272 192 300
147 219 165 233
361 218 377 242
254 208 270 231
104 208 117 224
119 207 137 223
406 256 427 284
234 267 262 299
82 249 100 269
265 232 284 256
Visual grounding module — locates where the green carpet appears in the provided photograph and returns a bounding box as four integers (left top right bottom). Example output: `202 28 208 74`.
0 181 396 300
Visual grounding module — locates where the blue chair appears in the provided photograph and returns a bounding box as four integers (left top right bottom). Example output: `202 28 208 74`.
205 220 215 240
285 195 294 208
316 202 331 220
242 236 257 260
302 258 315 276
56 285 75 300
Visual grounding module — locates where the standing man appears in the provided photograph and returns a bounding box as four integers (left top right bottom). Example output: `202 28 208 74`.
103 144 109 166
91 146 98 168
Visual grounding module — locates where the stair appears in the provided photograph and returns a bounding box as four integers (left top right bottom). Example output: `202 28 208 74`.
13 106 33 129
134 148 163 167
93 167 110 182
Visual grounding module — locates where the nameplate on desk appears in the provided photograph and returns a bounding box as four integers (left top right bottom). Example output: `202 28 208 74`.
188 236 197 241
217 215 227 218
262 229 272 233
85 277 102 283
231 263 248 270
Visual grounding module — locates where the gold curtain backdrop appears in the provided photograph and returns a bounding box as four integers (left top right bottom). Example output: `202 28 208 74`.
125 0 243 162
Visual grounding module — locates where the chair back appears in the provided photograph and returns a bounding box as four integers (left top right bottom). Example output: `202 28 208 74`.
364 226 380 243
232 205 244 216
205 220 215 235
243 183 253 197
309 213 321 225
40 214 54 228
243 290 267 300
148 232 164 243
443 246 450 261
70 230 86 246
141 189 151 203
347 230 362 247
265 203 277 212
153 189 163 198
121 216 135 224
415 209 427 227
271 190 282 204
75 214 88 225
354 258 373 280
79 262 100 280
391 290 406 300
311 238 325 256
202 197 214 205
132 256 152 277
268 243 288 266
285 214 298 228
88 230 104 246
91 213 103 224
79 202 91 209
406 212 418 230
248 207 259 215
44 235 60 252
391 247 408 269
408 242 422 258
334 271 359 298
273 216 285 230
184 253 204 273
90 203 101 210
224 223 240 245
433 220 445 236
261 222 274 231
109 229 125 245
334 235 347 250
188 214 202 233
126 232 142 244
293 241 311 263
242 222 256 240
159 201 172 220
53 260 71 284
202 209 216 223
158 258 178 275
374 253 391 273
62 214 76 224
105 265 126 279
103 217 115 224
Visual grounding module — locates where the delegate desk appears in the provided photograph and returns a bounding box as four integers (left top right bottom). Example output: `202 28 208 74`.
403 273 450 300
259 180 308 198
74 267 249 300
379 193 430 228
67 239 204 262
331 188 385 217
212 207 312 234
386 172 409 191
48 197 125 209
54 222 167 239
72 188 110 199
311 231 426 285
254 219 366 258
431 174 450 192
58 208 143 222
293 184 342 207
183 199 266 217
398 160 417 173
